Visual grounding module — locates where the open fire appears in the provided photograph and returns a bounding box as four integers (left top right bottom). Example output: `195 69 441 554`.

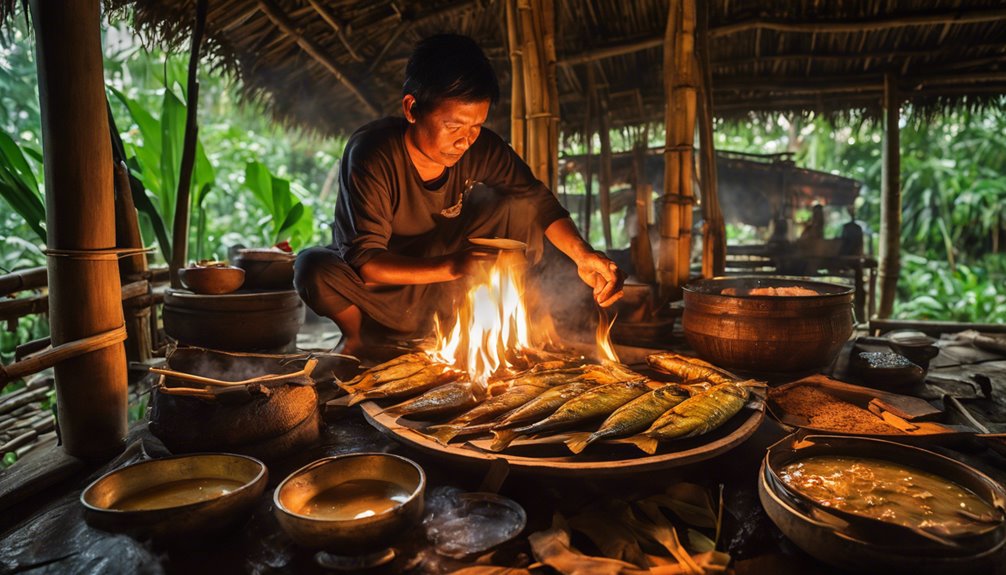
426 252 618 391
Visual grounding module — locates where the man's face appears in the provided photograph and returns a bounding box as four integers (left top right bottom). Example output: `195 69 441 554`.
404 96 490 169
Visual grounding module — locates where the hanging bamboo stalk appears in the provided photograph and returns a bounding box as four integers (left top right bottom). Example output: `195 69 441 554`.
169 0 208 289
505 0 526 159
598 91 614 250
696 1 725 278
30 0 127 460
879 73 901 318
660 0 698 296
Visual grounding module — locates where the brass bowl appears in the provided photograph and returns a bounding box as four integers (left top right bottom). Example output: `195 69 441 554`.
81 453 268 541
179 265 245 295
274 452 426 554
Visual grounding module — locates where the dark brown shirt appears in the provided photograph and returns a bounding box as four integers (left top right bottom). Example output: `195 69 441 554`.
332 117 569 269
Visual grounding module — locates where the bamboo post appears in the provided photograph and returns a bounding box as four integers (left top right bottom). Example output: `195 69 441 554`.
660 0 698 297
878 73 901 318
632 139 656 283
169 0 208 289
113 161 152 362
598 92 614 250
505 0 525 159
512 0 558 190
581 67 595 242
30 0 128 459
696 1 725 278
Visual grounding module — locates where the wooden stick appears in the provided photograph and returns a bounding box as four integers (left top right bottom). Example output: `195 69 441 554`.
878 73 901 319
0 325 127 386
258 0 379 117
169 0 207 290
598 91 613 250
0 279 149 323
696 1 724 278
0 267 47 296
710 8 1006 38
505 0 525 159
306 0 363 62
560 35 664 67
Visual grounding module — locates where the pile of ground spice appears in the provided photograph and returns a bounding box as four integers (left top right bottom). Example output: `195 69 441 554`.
769 385 902 435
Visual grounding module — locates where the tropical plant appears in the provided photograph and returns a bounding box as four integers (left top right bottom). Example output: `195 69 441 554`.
0 132 45 243
243 160 314 248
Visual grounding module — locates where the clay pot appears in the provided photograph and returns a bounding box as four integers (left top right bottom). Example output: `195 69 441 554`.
178 265 245 295
683 276 854 375
234 248 295 290
162 289 304 352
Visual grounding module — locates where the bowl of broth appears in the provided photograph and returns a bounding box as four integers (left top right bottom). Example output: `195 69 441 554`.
273 452 426 555
759 434 1006 573
81 453 268 541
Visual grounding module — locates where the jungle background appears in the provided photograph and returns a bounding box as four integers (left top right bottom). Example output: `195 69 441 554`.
3 17 1005 373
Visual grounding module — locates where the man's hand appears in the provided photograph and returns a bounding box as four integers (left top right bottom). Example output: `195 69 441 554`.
576 251 626 308
448 247 497 279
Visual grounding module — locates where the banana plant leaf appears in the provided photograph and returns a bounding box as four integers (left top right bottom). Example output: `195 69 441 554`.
0 132 46 243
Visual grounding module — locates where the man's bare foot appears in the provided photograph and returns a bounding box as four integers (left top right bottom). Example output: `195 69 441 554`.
333 336 364 357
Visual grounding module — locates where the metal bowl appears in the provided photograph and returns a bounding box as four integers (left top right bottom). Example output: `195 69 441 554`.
273 452 426 555
759 434 1006 574
81 453 268 541
683 276 854 375
178 265 245 295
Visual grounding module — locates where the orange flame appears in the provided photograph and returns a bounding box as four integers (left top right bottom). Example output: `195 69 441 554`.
428 254 533 390
596 307 620 363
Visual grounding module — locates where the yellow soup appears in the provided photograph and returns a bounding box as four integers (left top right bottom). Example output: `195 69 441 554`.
302 479 412 521
780 455 999 536
114 477 246 510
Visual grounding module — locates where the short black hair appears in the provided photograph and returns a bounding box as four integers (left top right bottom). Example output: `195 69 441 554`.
403 34 500 118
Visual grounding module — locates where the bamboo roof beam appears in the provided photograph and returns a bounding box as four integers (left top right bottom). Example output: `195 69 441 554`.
559 35 663 66
306 0 363 62
257 0 379 118
710 8 1006 38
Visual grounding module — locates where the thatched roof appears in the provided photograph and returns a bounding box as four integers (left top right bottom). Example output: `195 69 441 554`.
8 1 1006 138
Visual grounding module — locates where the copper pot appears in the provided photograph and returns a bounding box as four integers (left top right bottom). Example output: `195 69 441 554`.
683 276 854 375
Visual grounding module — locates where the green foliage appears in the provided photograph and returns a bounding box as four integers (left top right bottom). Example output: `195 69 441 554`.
243 160 313 248
0 131 45 242
895 254 1006 322
0 314 49 367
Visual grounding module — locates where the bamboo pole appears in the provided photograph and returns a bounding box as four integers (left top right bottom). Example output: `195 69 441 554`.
878 73 901 318
632 139 656 283
30 0 127 459
113 161 152 363
581 66 596 242
660 0 698 297
505 0 526 159
696 1 724 278
257 0 379 118
709 8 1006 38
598 92 614 251
0 267 47 296
169 0 208 290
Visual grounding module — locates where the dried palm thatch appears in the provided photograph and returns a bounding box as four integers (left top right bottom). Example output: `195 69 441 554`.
4 0 1006 137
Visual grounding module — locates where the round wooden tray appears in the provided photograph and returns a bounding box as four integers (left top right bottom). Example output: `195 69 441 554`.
360 400 765 477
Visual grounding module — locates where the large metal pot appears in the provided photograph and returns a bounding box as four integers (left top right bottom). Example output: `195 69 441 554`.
682 276 853 375
758 434 1006 574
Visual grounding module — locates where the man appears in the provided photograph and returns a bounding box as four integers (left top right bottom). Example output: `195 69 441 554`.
295 34 624 355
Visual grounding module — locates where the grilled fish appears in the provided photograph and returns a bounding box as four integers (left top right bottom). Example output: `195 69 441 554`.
514 379 652 437
382 380 481 420
628 382 750 455
425 383 550 445
489 379 651 452
565 384 689 454
493 381 597 429
339 352 432 391
646 352 736 385
345 363 459 405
